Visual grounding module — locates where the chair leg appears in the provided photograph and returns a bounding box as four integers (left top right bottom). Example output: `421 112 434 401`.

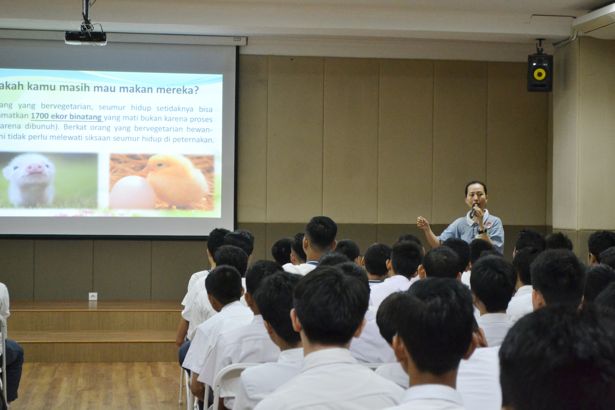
178 366 184 404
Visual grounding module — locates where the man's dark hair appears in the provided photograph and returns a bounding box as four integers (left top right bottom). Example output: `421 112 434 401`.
319 251 350 267
471 255 516 312
336 262 369 289
399 278 475 375
442 238 470 274
207 228 231 256
293 266 369 345
364 243 391 277
512 247 541 286
271 238 292 265
205 265 243 305
499 305 615 410
595 282 615 312
422 246 459 279
531 249 585 307
469 238 494 265
588 230 615 261
464 180 487 196
545 232 573 250
305 216 337 251
253 272 302 345
584 264 615 304
390 241 423 278
224 229 255 257
245 260 283 295
214 245 249 277
397 234 423 248
514 229 546 253
335 239 360 262
599 247 615 270
376 292 411 345
291 232 307 263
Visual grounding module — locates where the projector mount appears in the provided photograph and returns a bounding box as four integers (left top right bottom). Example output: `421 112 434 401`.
65 0 107 45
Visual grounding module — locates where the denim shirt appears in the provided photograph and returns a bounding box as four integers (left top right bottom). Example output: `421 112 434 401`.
438 209 504 253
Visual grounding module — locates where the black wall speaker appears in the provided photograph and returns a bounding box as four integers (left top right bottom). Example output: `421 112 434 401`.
527 53 553 92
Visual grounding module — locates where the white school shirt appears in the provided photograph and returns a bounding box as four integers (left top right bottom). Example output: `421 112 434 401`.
182 301 253 375
0 282 9 356
282 262 317 276
460 270 471 289
233 348 304 410
506 285 534 323
199 314 281 386
182 284 216 340
254 347 404 410
375 363 409 389
370 275 416 309
350 309 396 364
384 384 464 410
477 313 513 347
457 346 501 410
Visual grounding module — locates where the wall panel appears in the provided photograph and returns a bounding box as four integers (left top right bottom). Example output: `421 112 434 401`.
0 239 34 300
151 240 208 300
93 240 151 300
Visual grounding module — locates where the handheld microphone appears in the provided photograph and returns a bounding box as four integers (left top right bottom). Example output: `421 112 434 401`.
469 204 478 219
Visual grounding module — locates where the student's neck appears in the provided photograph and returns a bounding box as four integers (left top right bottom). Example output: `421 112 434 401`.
305 249 322 263
279 342 302 352
410 369 458 389
367 272 385 281
302 339 348 356
515 277 526 290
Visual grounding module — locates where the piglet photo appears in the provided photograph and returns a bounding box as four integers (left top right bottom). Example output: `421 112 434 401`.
3 153 55 207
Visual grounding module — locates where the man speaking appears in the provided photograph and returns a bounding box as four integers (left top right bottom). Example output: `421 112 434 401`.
416 181 504 253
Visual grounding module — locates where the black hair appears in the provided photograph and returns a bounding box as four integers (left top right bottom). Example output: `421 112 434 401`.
291 232 307 263
512 247 541 286
319 251 350 267
205 265 243 305
588 230 615 260
207 228 231 256
293 266 369 345
464 180 487 196
245 260 283 295
253 272 302 345
271 238 292 265
422 246 459 279
363 243 391 277
390 241 423 278
531 249 585 307
397 234 423 248
514 229 546 253
599 247 615 269
584 264 615 304
499 305 615 410
335 239 361 262
469 238 494 265
399 278 475 375
214 245 249 277
471 255 516 312
224 229 255 256
376 292 411 345
545 232 573 250
442 238 470 274
305 216 337 251
336 262 369 289
595 282 615 313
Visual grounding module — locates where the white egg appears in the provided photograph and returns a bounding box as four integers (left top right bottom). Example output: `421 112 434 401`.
109 176 156 209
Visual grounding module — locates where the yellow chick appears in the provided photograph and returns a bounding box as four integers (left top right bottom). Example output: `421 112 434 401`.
145 154 209 207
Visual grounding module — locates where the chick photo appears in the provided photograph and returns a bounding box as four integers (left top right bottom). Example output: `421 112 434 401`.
109 153 214 210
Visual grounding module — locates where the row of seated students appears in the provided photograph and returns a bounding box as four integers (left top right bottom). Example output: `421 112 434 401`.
177 217 615 410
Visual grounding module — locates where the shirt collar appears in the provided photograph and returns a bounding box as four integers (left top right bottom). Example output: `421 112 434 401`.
515 285 533 296
478 312 511 323
278 348 304 363
465 208 490 226
220 300 244 312
403 384 464 405
384 275 412 285
306 260 319 266
303 347 356 371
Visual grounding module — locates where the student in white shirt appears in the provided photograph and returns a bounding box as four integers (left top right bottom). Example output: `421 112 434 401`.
335 239 362 264
587 230 615 265
255 266 403 410
530 249 585 310
234 272 303 410
385 278 478 410
499 305 615 410
416 246 461 281
470 255 515 347
363 243 391 289
506 247 540 322
441 238 471 288
583 264 615 308
183 265 253 402
199 261 283 406
0 282 24 404
283 216 337 276
371 241 423 309
271 237 292 265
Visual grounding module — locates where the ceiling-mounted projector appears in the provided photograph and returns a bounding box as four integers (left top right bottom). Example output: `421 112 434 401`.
65 0 107 46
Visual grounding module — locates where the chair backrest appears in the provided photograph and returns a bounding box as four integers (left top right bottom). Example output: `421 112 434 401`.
211 363 258 409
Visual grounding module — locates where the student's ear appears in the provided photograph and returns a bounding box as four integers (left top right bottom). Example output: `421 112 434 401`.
386 259 393 273
331 240 337 251
206 249 216 268
392 335 410 373
356 256 364 266
456 271 461 281
240 287 245 297
417 264 426 279
208 293 222 312
263 320 275 337
303 237 309 254
290 308 302 333
532 289 546 311
464 328 485 360
588 253 597 265
352 318 366 338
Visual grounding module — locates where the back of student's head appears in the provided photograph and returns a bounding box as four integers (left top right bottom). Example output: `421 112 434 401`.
224 229 255 257
336 262 369 289
531 249 585 307
469 239 494 266
512 247 541 286
391 241 423 278
599 247 615 269
588 230 615 262
335 239 360 262
214 245 249 277
245 260 283 295
545 232 573 250
442 238 470 274
254 272 302 345
399 278 475 375
364 243 391 278
291 232 307 263
376 292 411 345
207 228 231 256
471 255 516 312
584 264 615 304
594 282 615 313
422 246 459 279
271 238 292 265
293 266 369 345
319 251 350 267
305 216 337 252
514 229 546 253
397 233 423 248
205 265 243 304
499 305 615 410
